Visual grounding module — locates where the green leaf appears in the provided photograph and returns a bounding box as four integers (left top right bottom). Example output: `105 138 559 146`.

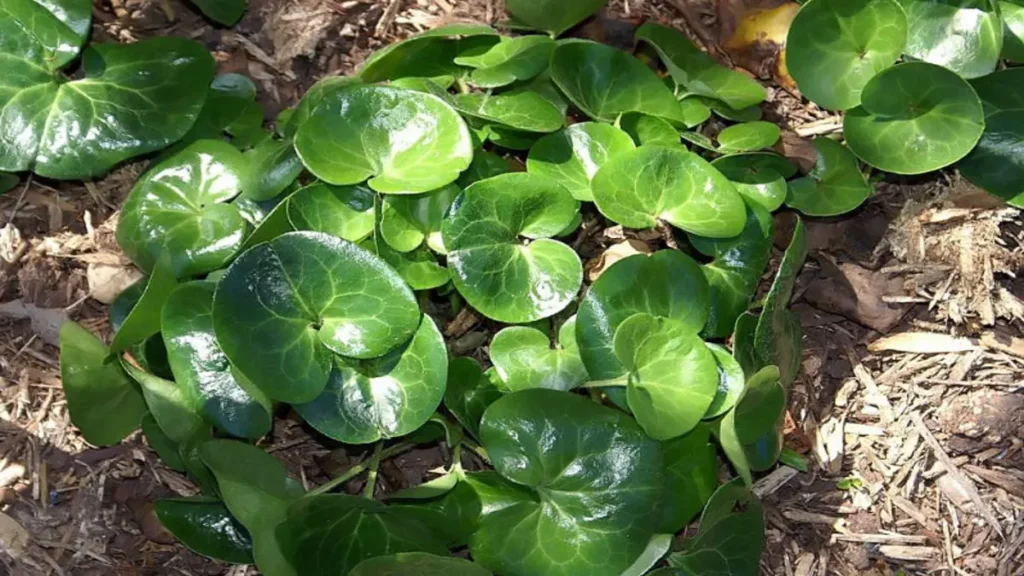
613 313 718 440
178 73 263 149
704 343 746 419
843 62 984 174
618 113 681 147
550 40 693 125
577 251 709 380
286 182 375 243
526 122 636 201
109 255 178 355
1003 0 1024 62
200 440 305 576
0 37 214 179
472 389 666 576
442 173 582 323
380 184 460 253
490 316 588 392
697 97 763 122
213 231 421 403
155 496 252 564
0 0 91 71
787 0 908 110
504 0 606 36
754 218 807 388
444 357 502 440
660 427 718 532
109 279 173 379
293 316 447 444
117 140 250 279
452 91 565 133
121 360 210 446
352 553 492 576
717 366 786 483
457 151 515 188
190 0 246 25
667 479 765 575
364 240 451 291
716 121 780 153
591 145 746 237
680 130 718 152
0 172 18 194
711 152 796 212
635 22 766 110
359 24 499 82
162 281 272 439
786 137 872 216
455 35 555 88
620 534 673 576
277 494 448 575
240 138 304 201
958 68 1024 207
142 412 186 471
900 0 1002 79
732 311 761 378
59 322 146 446
285 76 361 138
689 203 774 339
238 189 295 251
295 85 473 193
390 473 483 547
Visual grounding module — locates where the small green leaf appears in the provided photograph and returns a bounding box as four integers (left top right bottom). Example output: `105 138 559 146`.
1003 0 1024 62
121 360 210 446
181 73 263 149
698 97 763 122
109 279 173 379
359 24 499 82
786 138 872 216
711 153 796 212
380 184 460 253
717 366 786 483
716 121 780 153
390 474 483 547
490 316 588 392
240 138 304 201
958 68 1024 207
109 255 178 355
660 427 718 533
155 496 252 564
238 189 295 251
621 534 673 576
680 130 718 152
452 90 565 133
667 479 765 574
286 182 375 243
190 0 246 26
444 357 502 440
618 113 681 147
526 122 636 201
754 218 807 388
704 343 746 419
455 35 555 88
364 240 451 291
457 151 515 188
504 0 606 36
900 0 1002 79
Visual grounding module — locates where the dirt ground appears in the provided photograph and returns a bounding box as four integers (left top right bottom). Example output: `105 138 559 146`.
1 1 1022 575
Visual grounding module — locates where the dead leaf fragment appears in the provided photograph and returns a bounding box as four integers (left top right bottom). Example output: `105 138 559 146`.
867 332 978 354
721 1 800 89
803 258 910 333
87 262 142 304
0 511 28 559
586 239 651 282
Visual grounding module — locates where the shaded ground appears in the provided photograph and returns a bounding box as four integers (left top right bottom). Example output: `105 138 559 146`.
1 1 1022 575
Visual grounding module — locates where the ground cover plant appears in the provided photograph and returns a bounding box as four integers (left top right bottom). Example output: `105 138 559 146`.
0 0 1015 574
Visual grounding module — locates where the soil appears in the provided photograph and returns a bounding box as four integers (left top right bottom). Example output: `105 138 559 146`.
1 1 1022 575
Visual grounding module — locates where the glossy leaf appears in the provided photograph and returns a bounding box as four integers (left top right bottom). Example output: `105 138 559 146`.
455 35 554 88
240 138 304 202
238 189 295 251
754 218 807 388
591 145 746 237
452 91 564 133
457 151 515 188
359 24 498 82
699 97 763 122
490 316 588 392
390 472 483 547
959 68 1024 207
704 343 746 419
526 122 636 201
59 323 146 446
213 231 421 403
577 251 709 380
718 366 786 484
351 553 492 576
716 121 780 153
667 479 765 574
786 137 872 216
142 412 186 471
181 73 263 149
711 153 796 212
365 240 451 291
286 182 375 243
442 173 582 323
1004 0 1024 62
660 427 718 533
121 360 209 446
619 113 681 146
380 184 459 253
109 255 178 355
285 76 361 138
117 140 249 279
109 280 173 379
295 85 473 193
787 0 908 110
900 0 1002 79
0 0 91 71
155 496 252 564
843 62 984 174
190 0 245 26
444 357 502 440
622 535 673 576
504 0 605 36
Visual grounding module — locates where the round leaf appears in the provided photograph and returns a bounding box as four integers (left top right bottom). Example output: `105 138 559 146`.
455 35 555 88
452 91 564 133
704 343 746 419
843 62 984 174
716 121 780 153
380 184 460 253
295 85 473 193
958 68 1024 207
901 0 1002 79
504 0 606 36
442 173 582 323
711 152 796 211
591 145 746 237
155 497 252 564
1003 0 1024 62
359 24 499 83
786 137 872 216
286 182 375 243
444 357 502 441
213 231 421 403
618 113 681 147
352 553 492 576
526 122 636 201
240 138 304 201
490 316 588 392
787 0 908 110
0 0 91 71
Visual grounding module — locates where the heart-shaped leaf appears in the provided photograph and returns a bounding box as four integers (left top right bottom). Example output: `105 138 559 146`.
286 182 375 243
142 412 186 471
213 231 421 403
0 37 214 179
613 313 718 440
240 138 304 202
490 316 588 392
364 240 451 291
457 151 515 188
59 322 146 446
155 496 252 564
787 0 908 110
452 91 565 133
900 0 1002 79
109 255 178 355
293 316 447 444
444 357 502 440
526 122 636 201
635 23 766 110
577 251 709 380
550 40 694 125
711 153 796 212
380 184 460 253
754 218 807 388
162 281 272 439
359 24 498 82
190 0 246 25
717 366 786 483
716 121 780 153
504 0 606 36
667 479 765 573
180 73 263 149
118 140 250 279
592 146 746 237
660 426 719 532
786 137 872 216
958 68 1024 207
295 85 473 193
351 553 492 576
1004 0 1024 61
704 343 746 419
455 35 555 88
843 62 984 174
442 173 582 323
472 389 667 576
619 113 681 146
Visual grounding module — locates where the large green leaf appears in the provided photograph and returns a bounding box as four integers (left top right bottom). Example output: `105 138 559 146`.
504 0 606 36
711 153 796 212
155 496 252 564
455 35 555 88
359 24 498 82
635 23 766 110
667 479 765 575
142 411 186 471
716 121 780 154
59 322 146 446
959 68 1024 207
277 494 448 575
843 62 984 174
181 73 263 149
526 122 636 201
490 316 588 392
786 138 872 216
190 0 246 25
213 232 421 403
351 553 492 576
117 140 250 278
899 0 1002 79
380 183 459 253
293 316 447 444
162 281 272 439
472 389 666 576
0 37 214 179
754 218 807 388
717 366 786 483
286 182 375 243
452 91 564 133
577 251 709 380
442 173 581 323
787 0 908 110
295 85 473 193
444 357 502 440
592 146 746 237
0 0 91 71
240 138 304 201
1004 0 1024 61
550 40 694 125
109 255 178 355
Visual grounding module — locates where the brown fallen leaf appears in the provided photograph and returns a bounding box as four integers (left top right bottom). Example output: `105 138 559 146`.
0 511 28 559
867 332 978 354
774 130 817 174
87 262 143 304
803 257 910 333
585 239 651 282
720 1 800 89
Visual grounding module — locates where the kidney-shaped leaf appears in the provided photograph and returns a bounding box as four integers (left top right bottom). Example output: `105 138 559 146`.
667 479 765 574
786 137 872 216
526 122 636 201
901 0 1002 79
452 91 564 133
352 553 492 576
213 232 420 403
442 173 582 323
380 184 459 253
444 357 502 441
505 0 605 36
295 85 473 193
286 182 375 243
455 35 555 88
717 122 780 154
155 496 252 564
0 0 91 71
359 24 498 82
490 316 588 392
959 68 1024 207
711 153 796 212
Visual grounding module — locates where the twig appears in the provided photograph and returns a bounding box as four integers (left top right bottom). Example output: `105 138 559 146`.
4 175 33 227
307 442 413 496
375 0 403 36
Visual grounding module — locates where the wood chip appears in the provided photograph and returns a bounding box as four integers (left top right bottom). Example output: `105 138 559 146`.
964 465 1024 499
782 509 844 528
869 332 978 354
833 532 928 545
753 466 799 498
879 545 940 561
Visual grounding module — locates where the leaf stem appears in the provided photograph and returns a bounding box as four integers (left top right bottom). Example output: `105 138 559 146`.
362 440 384 499
460 437 491 464
307 441 412 497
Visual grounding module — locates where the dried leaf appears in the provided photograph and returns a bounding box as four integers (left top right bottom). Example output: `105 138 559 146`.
721 1 800 89
867 332 978 354
87 262 143 305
